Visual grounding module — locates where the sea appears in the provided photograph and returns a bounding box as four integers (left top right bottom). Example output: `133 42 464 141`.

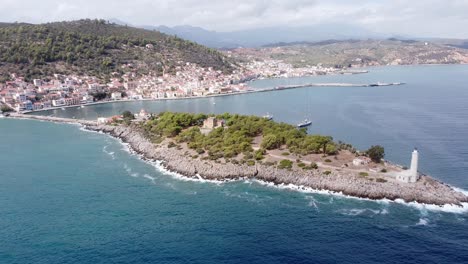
1 65 468 263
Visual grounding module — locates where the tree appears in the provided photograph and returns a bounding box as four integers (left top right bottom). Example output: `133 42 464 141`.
122 110 135 120
367 145 385 163
1 105 13 113
261 134 282 150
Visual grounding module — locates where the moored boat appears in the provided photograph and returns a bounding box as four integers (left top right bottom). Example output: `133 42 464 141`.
297 119 312 128
263 113 273 120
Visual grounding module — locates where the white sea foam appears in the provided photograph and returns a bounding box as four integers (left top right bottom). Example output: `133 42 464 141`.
79 126 468 215
416 218 430 226
305 196 320 210
336 208 388 216
123 163 139 178
393 199 468 214
143 174 157 184
248 179 468 214
102 146 115 159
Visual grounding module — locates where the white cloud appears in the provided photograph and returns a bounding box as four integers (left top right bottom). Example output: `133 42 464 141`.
0 0 467 38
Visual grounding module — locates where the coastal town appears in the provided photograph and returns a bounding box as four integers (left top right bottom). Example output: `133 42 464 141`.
0 58 340 113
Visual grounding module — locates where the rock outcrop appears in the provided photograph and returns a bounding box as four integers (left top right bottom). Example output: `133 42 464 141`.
86 123 468 206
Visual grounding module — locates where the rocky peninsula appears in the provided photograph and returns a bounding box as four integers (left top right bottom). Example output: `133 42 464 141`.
9 112 468 206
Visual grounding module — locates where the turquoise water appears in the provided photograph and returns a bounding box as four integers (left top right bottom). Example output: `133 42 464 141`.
2 65 468 263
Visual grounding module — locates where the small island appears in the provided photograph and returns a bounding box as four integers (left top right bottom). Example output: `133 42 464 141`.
10 111 468 206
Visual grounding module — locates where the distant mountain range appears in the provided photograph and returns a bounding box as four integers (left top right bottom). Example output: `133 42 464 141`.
107 19 468 50
141 24 388 49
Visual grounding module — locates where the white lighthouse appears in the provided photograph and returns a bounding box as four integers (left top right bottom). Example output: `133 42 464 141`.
409 148 419 182
396 148 420 183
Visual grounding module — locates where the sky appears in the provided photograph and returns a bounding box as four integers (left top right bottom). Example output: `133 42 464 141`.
1 0 467 38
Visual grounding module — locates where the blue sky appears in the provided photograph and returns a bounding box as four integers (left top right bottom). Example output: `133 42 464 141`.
1 0 467 38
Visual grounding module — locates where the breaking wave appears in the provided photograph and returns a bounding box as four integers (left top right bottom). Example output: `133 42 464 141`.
81 125 468 215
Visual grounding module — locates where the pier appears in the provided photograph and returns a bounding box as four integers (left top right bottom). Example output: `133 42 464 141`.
8 113 97 126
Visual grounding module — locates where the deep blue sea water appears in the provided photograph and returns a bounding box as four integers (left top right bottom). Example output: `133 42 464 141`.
2 65 468 263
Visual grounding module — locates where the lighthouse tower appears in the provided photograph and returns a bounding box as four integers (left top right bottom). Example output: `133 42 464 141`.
396 148 420 183
409 148 419 183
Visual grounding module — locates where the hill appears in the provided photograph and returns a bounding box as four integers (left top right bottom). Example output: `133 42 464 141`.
0 19 234 82
229 39 468 68
149 24 384 49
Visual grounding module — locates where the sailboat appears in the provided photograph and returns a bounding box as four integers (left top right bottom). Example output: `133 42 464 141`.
297 118 312 128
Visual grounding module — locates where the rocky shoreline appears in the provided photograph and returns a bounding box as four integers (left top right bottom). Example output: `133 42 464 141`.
84 123 468 206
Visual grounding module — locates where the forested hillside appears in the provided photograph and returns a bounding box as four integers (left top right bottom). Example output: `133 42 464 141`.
0 19 234 82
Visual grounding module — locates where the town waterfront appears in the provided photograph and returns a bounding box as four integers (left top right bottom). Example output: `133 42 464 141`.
2 65 468 263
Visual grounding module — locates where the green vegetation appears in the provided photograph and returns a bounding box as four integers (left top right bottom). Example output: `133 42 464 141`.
262 39 468 68
323 170 332 175
141 112 342 161
122 110 135 120
1 104 13 113
246 160 256 166
359 172 369 177
324 159 332 163
367 145 385 163
278 160 293 169
254 149 265 160
121 110 135 125
0 19 233 81
303 163 318 170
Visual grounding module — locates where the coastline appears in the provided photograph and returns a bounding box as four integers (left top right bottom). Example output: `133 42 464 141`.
23 81 401 115
5 113 468 207
85 123 468 206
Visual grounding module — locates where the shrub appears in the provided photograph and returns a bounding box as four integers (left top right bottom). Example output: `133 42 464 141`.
167 141 176 148
303 163 318 170
298 162 306 168
376 178 388 183
231 159 239 164
263 161 276 167
380 168 387 173
196 148 205 154
278 159 293 169
246 160 255 166
0 105 13 113
243 152 254 160
192 155 199 159
281 152 290 156
324 159 332 163
254 149 266 160
359 172 369 177
323 170 332 175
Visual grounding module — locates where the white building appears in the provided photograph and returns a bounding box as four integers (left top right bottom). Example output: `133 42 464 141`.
33 79 42 86
52 98 66 107
396 149 419 183
111 92 122 100
97 117 108 124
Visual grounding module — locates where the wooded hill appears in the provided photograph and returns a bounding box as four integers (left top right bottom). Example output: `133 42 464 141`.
0 19 235 82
